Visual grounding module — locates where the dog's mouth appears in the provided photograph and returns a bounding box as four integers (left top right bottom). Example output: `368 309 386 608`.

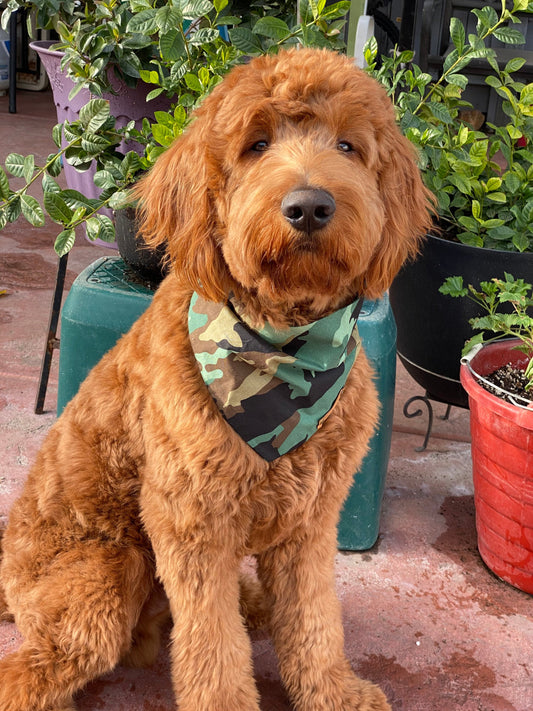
293 233 322 253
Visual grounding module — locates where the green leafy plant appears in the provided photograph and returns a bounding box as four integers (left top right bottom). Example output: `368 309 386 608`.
366 0 533 252
0 0 351 254
440 273 533 388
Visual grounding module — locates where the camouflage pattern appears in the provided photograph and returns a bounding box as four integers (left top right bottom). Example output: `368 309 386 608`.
188 292 363 461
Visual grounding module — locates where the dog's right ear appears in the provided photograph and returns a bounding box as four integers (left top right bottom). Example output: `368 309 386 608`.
133 104 229 302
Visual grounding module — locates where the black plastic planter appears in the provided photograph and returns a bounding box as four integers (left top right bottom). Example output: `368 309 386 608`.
389 233 533 409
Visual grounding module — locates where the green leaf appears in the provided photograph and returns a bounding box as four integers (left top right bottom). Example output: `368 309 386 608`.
0 167 9 200
427 101 453 124
253 16 291 41
126 8 158 35
492 27 525 45
505 56 526 73
140 69 160 85
449 173 472 194
108 191 130 210
20 194 45 227
94 170 116 189
152 123 175 146
472 6 498 31
54 228 76 257
5 153 25 178
79 99 110 133
52 123 63 149
44 192 74 224
446 72 468 89
449 17 465 53
4 196 21 222
458 215 479 231
228 26 263 53
507 124 522 140
188 27 219 46
520 83 533 105
159 29 186 61
92 214 115 242
321 1 351 20
481 218 505 229
46 154 63 178
61 189 101 211
524 201 533 223
485 75 502 90
81 133 113 154
181 0 214 19
472 199 481 219
184 72 203 92
513 232 530 252
486 177 502 191
24 155 35 183
42 174 61 194
214 0 228 11
439 276 468 297
85 216 102 242
155 5 182 34
486 191 507 203
146 87 165 101
118 53 143 79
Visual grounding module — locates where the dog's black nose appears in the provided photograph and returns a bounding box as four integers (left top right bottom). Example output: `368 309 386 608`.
281 189 336 233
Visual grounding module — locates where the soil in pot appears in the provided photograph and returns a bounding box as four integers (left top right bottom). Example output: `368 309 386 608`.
483 364 532 404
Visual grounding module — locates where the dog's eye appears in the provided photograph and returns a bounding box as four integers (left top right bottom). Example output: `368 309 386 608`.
337 141 355 153
251 140 269 153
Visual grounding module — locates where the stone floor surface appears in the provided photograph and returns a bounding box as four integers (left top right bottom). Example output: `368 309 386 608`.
0 88 531 711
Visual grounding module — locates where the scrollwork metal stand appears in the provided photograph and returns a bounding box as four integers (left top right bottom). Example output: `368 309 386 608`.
403 395 452 452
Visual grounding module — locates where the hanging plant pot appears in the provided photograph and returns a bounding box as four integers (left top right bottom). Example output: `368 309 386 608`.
461 339 533 594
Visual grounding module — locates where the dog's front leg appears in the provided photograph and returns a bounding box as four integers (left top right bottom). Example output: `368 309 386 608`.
257 525 391 711
141 489 260 711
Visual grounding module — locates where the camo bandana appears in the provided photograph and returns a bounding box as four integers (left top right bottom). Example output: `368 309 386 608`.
188 292 363 462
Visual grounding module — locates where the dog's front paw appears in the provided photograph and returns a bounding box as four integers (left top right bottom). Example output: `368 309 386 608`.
294 665 391 711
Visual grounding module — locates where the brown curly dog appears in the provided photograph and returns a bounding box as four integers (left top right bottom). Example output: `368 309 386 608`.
0 48 432 710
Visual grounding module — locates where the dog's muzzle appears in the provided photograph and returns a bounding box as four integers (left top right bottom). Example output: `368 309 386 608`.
281 188 335 234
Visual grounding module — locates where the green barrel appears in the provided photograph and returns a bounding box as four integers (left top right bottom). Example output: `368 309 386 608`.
58 257 396 550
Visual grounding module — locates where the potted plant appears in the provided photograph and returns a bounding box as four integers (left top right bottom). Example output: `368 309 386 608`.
0 1 352 259
441 273 533 594
363 0 533 409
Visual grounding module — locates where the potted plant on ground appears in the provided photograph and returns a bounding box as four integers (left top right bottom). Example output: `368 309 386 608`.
441 272 533 594
364 0 533 410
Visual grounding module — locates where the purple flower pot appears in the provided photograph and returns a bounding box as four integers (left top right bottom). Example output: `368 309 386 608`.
30 40 170 248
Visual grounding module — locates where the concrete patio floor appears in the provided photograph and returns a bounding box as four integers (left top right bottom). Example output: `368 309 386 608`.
0 88 531 711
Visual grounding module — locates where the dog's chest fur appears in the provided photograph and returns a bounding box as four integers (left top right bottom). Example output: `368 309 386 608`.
130 277 377 554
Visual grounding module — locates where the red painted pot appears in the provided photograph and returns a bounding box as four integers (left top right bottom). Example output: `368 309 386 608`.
461 339 533 594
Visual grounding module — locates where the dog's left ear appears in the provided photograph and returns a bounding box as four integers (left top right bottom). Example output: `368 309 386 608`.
133 97 230 302
362 122 434 299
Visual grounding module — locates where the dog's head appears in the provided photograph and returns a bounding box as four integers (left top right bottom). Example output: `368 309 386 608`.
136 48 433 326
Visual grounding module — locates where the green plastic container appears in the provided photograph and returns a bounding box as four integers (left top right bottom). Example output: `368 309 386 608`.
58 257 396 550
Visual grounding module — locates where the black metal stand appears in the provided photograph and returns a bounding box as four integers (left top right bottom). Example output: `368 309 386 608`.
403 394 452 452
34 254 68 414
8 11 17 113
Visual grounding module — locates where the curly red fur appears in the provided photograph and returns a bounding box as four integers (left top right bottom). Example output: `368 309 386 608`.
0 48 433 711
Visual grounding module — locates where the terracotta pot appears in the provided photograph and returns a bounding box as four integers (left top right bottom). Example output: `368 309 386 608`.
461 339 533 594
